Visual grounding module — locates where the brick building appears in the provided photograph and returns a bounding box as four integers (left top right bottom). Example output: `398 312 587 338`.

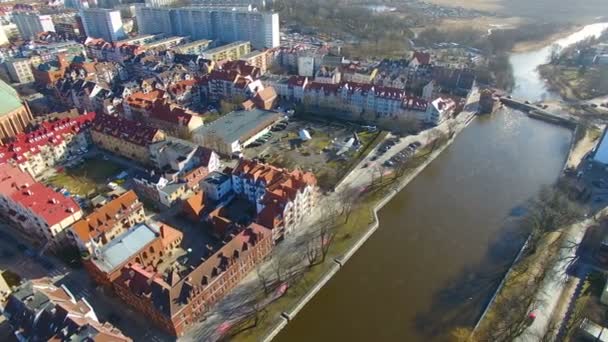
84 221 183 286
113 223 272 337
0 79 34 143
90 114 166 165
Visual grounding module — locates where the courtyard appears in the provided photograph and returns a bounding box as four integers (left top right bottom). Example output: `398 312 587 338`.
44 155 124 197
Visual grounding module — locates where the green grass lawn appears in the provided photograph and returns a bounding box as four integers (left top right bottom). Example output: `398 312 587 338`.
46 158 123 196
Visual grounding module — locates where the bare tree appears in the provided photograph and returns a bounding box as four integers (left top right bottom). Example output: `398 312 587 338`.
256 265 271 295
319 224 336 262
305 239 319 266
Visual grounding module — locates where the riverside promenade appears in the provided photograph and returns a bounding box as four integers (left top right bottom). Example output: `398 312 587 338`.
182 87 480 342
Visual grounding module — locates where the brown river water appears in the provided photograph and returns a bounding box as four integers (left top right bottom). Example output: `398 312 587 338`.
275 23 608 342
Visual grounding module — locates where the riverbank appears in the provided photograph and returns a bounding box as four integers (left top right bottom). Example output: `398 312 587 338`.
511 24 582 52
199 90 480 342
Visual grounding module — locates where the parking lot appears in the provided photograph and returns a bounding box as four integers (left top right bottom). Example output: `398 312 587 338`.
373 138 423 168
242 117 383 189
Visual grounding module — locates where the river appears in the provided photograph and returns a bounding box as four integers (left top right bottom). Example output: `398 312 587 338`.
274 24 606 342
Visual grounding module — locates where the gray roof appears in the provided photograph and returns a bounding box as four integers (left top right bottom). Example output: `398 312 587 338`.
92 223 159 273
194 109 281 143
203 171 230 185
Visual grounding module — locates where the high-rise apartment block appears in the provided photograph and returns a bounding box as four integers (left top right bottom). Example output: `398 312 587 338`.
13 12 55 39
80 8 125 42
136 6 279 50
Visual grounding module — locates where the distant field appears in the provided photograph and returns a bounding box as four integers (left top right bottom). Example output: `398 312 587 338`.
422 0 608 23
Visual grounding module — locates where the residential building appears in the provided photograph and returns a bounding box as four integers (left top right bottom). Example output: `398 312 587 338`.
5 58 34 84
84 221 183 285
0 79 34 142
136 6 279 49
174 39 213 55
80 8 125 42
90 114 166 164
0 164 82 247
2 279 131 341
113 223 272 337
201 171 232 202
123 90 204 138
341 63 378 84
315 66 341 84
0 112 95 178
68 190 145 254
424 97 456 125
145 0 180 7
13 12 55 39
410 51 432 69
192 108 281 155
133 172 168 203
182 190 207 221
0 270 11 301
149 137 220 183
202 41 251 62
252 86 277 110
201 66 262 101
142 36 188 51
0 25 8 45
239 50 270 74
232 159 318 240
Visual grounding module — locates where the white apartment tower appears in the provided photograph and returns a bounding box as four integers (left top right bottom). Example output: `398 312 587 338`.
12 12 55 39
80 8 126 42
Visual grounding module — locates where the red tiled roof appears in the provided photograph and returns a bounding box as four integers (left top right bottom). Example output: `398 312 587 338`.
0 163 35 195
71 190 141 243
412 51 431 65
91 114 162 147
0 112 96 165
10 182 80 227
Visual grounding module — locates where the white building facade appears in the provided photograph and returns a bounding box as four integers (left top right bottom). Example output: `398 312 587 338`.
80 9 125 42
13 12 55 39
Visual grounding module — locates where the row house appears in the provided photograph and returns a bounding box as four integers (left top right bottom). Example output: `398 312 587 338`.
231 159 318 241
113 223 273 337
2 279 131 342
298 81 429 120
90 114 166 165
202 69 263 101
124 90 204 138
0 164 82 248
85 37 145 63
424 97 457 125
167 79 201 109
149 136 220 187
84 221 183 286
68 190 145 254
0 113 95 179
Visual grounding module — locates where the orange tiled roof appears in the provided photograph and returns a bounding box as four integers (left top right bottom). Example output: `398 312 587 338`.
71 190 141 243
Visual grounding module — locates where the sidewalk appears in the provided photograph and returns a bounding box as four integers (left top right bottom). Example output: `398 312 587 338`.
515 209 608 341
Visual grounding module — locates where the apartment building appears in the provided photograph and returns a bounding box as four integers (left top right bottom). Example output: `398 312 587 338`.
113 223 272 337
0 164 82 247
68 190 145 254
90 114 166 164
239 49 270 74
174 39 213 55
13 12 55 39
136 6 279 50
5 58 34 84
80 8 125 42
84 221 183 285
123 90 204 138
202 41 251 62
0 112 95 178
231 159 318 241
